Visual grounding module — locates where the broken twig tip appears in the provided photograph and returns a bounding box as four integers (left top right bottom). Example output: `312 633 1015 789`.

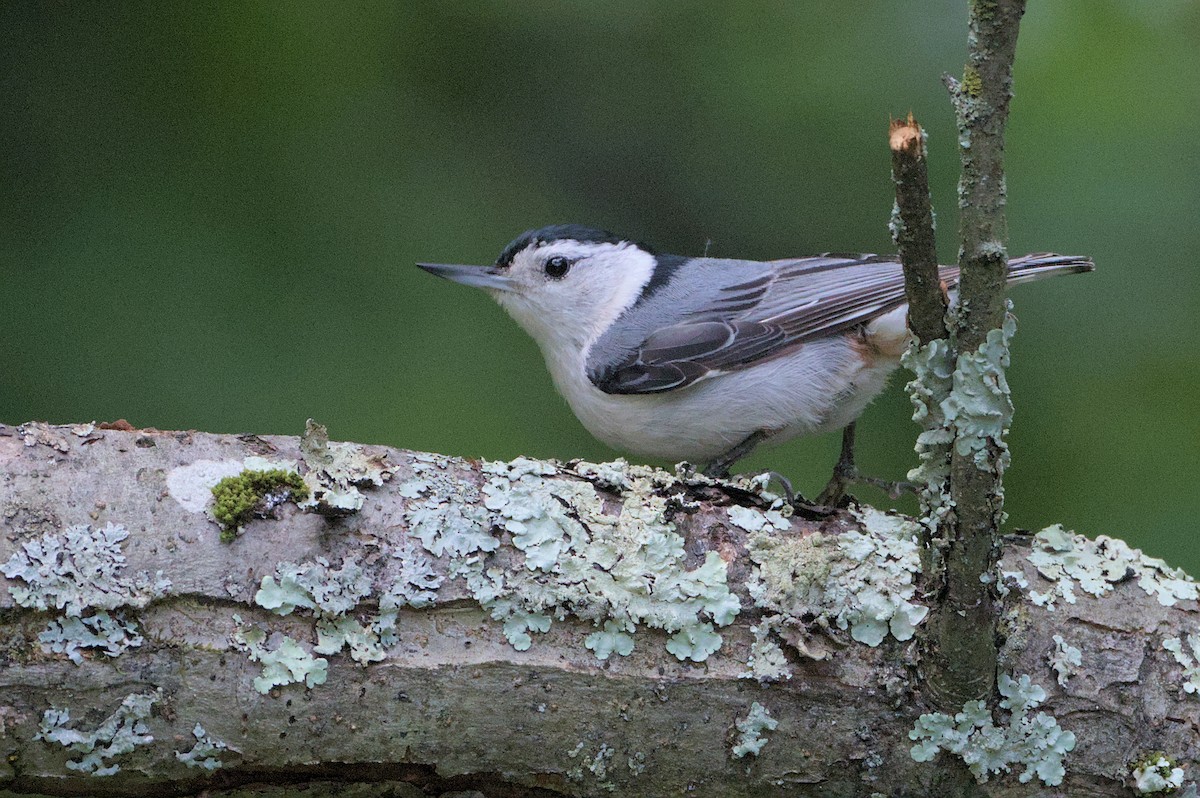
889 114 924 156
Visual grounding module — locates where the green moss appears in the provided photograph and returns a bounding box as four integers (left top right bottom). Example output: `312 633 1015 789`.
210 469 308 542
962 64 983 98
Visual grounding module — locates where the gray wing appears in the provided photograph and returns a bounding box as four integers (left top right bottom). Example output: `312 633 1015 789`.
588 253 934 395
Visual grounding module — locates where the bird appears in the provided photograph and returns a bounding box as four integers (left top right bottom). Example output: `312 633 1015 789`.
418 224 1093 503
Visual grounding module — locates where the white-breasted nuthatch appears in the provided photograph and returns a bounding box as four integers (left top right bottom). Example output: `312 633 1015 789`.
419 224 1093 485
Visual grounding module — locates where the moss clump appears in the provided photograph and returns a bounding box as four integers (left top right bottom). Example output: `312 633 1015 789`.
962 64 983 98
211 469 308 542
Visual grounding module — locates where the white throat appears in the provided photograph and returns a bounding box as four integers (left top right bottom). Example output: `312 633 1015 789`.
496 243 657 358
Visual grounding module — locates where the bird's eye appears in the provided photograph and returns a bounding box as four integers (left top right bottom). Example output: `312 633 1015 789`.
544 256 572 279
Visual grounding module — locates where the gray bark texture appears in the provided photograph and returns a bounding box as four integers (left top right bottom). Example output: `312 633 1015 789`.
1 422 1199 797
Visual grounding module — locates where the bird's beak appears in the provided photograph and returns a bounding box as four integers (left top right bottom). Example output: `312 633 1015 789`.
417 262 515 292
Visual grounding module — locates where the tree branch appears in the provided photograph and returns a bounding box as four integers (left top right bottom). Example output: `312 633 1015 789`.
924 0 1028 711
0 422 1198 795
889 113 947 346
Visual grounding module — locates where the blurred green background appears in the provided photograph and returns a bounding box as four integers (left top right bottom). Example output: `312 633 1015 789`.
3 2 1197 570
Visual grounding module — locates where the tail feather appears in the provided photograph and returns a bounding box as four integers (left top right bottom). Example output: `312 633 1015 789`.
940 254 1095 288
1004 253 1095 285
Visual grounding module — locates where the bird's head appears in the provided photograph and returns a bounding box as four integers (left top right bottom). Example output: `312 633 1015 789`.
419 225 657 352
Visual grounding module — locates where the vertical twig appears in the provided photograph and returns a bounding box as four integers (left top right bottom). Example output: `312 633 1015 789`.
889 114 947 345
928 0 1028 709
890 114 953 586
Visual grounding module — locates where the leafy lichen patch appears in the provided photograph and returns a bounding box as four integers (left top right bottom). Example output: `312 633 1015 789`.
1026 524 1199 609
253 557 388 665
398 455 739 662
36 690 161 776
1131 754 1186 794
942 310 1016 474
3 522 169 664
746 506 927 655
902 336 956 535
256 557 372 617
1048 634 1082 688
38 612 144 665
473 457 740 661
3 522 170 615
731 701 778 759
740 622 792 681
565 741 617 791
17 421 74 453
297 419 396 516
909 673 1075 786
232 623 328 693
1163 635 1200 696
726 504 791 535
175 723 230 771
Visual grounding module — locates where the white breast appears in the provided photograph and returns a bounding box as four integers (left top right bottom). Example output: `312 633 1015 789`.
542 337 901 463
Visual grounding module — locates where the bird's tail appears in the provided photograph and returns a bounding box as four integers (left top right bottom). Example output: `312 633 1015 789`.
1004 253 1096 285
941 253 1095 288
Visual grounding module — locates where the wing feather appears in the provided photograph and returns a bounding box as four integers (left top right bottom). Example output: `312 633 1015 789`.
590 254 914 395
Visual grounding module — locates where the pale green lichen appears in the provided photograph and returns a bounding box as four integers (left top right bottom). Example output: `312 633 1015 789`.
747 507 927 654
175 723 229 771
36 690 161 776
565 741 617 791
232 623 328 693
726 504 791 534
3 522 169 665
665 623 724 662
297 419 396 516
375 543 446 646
382 542 444 609
254 557 387 664
1132 754 1186 794
731 702 778 759
584 620 635 660
39 613 143 665
256 557 372 617
941 310 1016 474
901 336 956 532
909 673 1075 786
1049 634 1082 688
315 616 386 664
740 622 792 681
401 455 496 559
402 456 740 662
3 522 170 615
1163 635 1200 696
1026 524 1199 609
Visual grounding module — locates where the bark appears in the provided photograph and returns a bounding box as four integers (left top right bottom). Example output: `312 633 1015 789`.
928 0 1028 711
1 422 1198 797
889 113 947 347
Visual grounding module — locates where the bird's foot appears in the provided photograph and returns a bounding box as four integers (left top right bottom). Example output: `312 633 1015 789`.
813 421 917 509
815 465 917 509
702 430 770 479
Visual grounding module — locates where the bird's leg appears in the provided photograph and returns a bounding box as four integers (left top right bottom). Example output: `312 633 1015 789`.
816 422 919 507
816 423 859 507
702 430 769 479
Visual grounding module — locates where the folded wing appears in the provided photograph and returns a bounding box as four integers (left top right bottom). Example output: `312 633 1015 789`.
590 254 915 394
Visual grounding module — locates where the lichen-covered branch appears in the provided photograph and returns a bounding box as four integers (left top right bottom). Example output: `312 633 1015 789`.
1 422 1199 796
889 112 955 592
889 113 947 347
925 0 1029 711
